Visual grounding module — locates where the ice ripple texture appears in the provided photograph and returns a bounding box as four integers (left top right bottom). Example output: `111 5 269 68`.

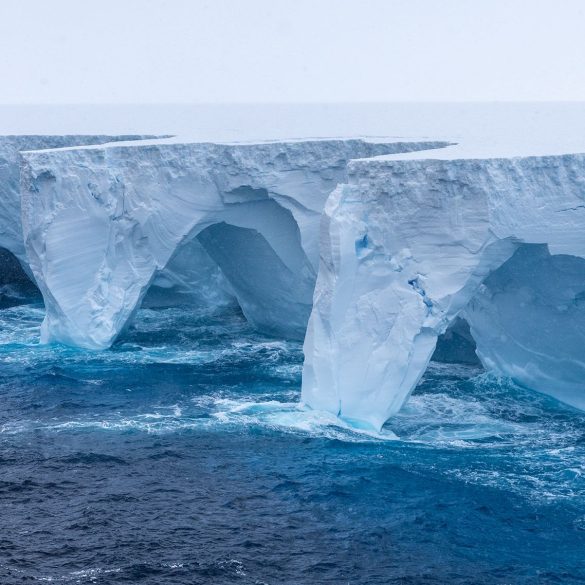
1 302 585 584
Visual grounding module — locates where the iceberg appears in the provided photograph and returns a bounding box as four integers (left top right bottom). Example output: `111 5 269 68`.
15 130 585 428
20 138 444 349
301 146 585 429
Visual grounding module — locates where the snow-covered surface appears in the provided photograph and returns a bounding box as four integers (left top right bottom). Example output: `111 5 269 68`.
2 103 585 152
301 149 585 429
365 138 585 160
21 138 444 349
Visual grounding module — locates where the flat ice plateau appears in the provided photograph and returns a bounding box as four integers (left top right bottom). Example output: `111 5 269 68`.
5 103 585 429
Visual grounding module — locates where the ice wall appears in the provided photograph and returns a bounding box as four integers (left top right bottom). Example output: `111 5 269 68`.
21 138 445 349
12 131 585 426
302 151 585 429
0 136 155 269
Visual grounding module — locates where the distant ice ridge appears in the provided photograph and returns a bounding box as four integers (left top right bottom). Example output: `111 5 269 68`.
21 138 445 349
302 150 585 429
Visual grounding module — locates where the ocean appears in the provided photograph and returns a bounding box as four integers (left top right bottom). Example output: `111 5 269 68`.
1 290 584 584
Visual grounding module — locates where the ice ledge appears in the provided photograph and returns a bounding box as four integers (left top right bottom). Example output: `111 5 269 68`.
352 136 585 162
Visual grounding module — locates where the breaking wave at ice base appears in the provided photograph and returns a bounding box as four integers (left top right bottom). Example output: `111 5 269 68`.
1 301 585 584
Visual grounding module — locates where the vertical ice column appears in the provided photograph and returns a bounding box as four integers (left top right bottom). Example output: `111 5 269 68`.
301 179 516 430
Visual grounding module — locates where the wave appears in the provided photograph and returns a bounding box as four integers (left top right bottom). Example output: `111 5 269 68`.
1 303 584 506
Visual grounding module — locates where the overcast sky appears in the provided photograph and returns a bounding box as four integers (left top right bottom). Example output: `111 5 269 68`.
1 0 584 104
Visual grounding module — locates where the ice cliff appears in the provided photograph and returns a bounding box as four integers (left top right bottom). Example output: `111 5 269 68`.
301 147 585 429
0 135 154 271
15 134 585 428
20 138 443 349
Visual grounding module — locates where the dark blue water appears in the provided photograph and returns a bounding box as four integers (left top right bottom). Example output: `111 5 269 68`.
1 299 585 584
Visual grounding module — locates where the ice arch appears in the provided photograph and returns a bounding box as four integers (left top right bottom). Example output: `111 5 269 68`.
463 244 585 411
145 195 315 338
21 138 445 349
150 193 315 339
142 237 235 310
302 150 585 430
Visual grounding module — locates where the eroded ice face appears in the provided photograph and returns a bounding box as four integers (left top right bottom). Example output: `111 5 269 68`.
302 152 585 429
20 138 443 350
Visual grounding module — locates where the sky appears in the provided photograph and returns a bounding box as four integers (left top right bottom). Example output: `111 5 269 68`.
1 0 584 104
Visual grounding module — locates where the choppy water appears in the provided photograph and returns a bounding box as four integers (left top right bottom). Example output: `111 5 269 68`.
1 299 585 584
